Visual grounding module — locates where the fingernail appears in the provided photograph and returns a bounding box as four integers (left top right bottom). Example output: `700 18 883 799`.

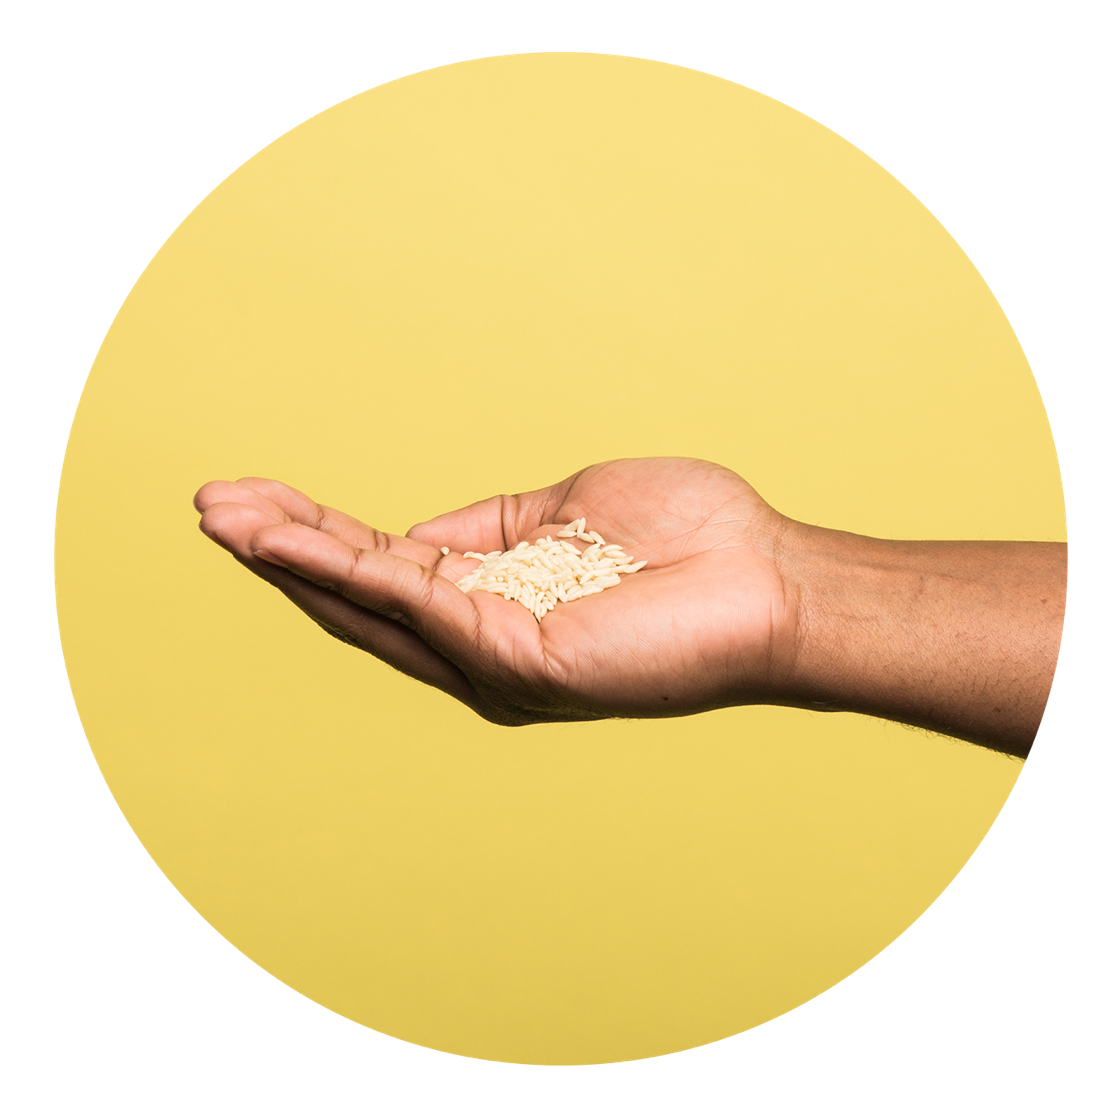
251 548 288 568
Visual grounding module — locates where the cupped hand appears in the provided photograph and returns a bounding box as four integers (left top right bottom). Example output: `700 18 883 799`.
193 458 801 725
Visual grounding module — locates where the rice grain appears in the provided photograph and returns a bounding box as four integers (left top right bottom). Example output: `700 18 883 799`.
454 520 647 622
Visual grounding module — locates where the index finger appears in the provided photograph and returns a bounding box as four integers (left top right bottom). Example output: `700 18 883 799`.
236 476 440 567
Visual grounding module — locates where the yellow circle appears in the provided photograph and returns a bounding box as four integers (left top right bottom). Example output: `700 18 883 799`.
56 54 1063 1064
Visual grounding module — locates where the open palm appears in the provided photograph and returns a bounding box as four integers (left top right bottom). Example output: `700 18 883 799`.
195 458 798 725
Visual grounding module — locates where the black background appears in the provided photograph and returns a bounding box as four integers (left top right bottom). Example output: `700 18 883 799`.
48 50 1067 1072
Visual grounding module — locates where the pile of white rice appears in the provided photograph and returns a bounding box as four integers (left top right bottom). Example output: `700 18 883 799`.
451 517 647 621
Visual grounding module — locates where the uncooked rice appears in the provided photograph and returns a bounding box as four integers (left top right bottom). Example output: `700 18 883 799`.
453 517 647 622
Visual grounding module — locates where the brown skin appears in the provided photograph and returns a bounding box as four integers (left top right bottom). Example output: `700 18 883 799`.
194 457 1065 758
774 525 1065 757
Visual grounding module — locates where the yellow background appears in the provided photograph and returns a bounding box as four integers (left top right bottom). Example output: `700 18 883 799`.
55 54 1063 1064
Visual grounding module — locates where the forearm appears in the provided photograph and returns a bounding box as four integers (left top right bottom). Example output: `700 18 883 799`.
772 522 1066 758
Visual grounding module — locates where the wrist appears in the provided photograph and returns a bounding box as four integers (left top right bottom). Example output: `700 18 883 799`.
770 519 894 708
766 520 1064 756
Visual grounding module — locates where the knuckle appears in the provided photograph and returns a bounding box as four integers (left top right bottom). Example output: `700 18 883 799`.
346 546 362 585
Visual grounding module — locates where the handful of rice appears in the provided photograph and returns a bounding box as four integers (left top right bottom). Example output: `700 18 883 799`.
452 518 647 622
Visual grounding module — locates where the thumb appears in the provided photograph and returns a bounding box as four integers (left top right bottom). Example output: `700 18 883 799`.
406 479 575 554
406 494 509 554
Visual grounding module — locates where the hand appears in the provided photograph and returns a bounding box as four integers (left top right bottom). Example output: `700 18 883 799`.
193 458 800 726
